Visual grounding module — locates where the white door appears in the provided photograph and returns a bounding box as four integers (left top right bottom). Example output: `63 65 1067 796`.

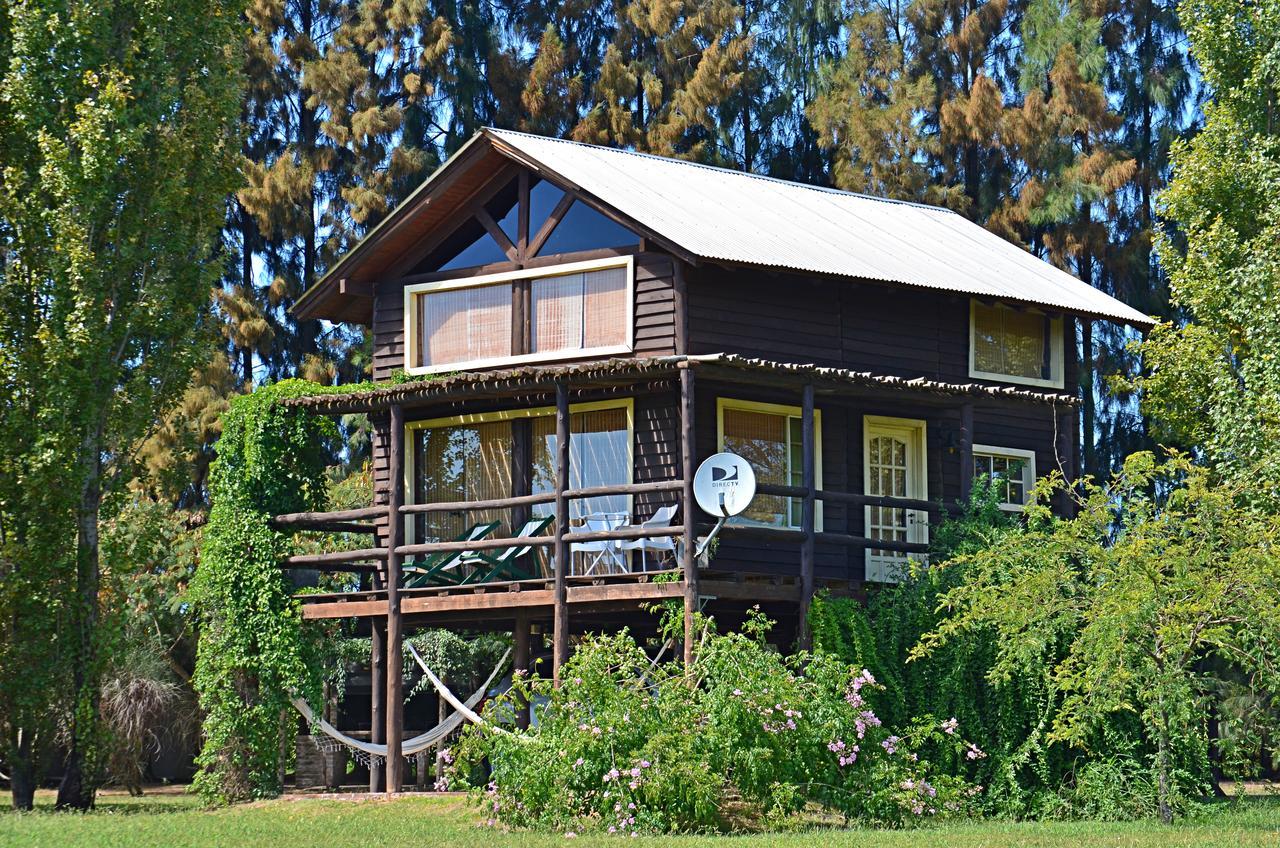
863 416 928 582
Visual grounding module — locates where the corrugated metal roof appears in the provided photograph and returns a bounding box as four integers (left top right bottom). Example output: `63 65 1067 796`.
488 128 1153 327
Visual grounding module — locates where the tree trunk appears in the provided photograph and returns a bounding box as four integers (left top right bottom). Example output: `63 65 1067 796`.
56 433 103 811
10 729 36 811
1155 698 1173 824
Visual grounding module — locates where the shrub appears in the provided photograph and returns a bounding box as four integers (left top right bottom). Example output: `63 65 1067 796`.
451 612 983 834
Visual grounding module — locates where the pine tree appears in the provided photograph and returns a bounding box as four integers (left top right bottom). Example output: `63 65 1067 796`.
572 0 751 161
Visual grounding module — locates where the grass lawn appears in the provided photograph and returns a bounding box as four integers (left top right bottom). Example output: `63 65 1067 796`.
1 788 1278 848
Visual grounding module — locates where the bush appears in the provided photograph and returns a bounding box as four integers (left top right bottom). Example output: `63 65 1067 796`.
451 612 983 834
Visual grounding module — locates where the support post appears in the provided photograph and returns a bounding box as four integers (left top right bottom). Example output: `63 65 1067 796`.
552 383 570 685
385 403 405 794
798 384 816 651
1081 318 1094 480
958 402 974 505
680 367 698 667
1056 405 1075 518
369 617 385 794
513 612 531 729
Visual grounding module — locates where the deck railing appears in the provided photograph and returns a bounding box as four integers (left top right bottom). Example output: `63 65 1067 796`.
274 479 945 568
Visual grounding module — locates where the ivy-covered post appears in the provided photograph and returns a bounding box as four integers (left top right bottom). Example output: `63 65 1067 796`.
386 403 406 792
959 402 974 504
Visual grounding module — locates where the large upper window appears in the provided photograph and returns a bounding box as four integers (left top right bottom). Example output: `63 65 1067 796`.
969 300 1064 388
405 257 633 373
716 399 822 530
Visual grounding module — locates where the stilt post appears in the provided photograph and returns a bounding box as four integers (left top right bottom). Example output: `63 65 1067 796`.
513 612 531 729
680 366 698 667
552 383 570 685
369 617 385 794
385 403 405 794
798 383 816 651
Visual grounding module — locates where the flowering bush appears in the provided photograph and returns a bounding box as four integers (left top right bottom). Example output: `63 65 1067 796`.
451 612 983 833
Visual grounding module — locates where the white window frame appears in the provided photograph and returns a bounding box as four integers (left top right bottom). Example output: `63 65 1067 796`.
971 444 1037 512
715 398 823 532
968 300 1065 389
403 255 634 375
403 399 635 546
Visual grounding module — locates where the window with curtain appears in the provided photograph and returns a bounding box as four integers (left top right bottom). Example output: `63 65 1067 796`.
409 260 631 372
973 446 1035 511
530 406 630 521
719 402 816 529
412 421 513 544
970 301 1062 386
418 282 512 368
531 266 627 354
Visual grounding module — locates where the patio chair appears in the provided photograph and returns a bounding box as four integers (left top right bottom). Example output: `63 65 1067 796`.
572 512 627 575
402 520 500 588
619 504 678 572
460 515 556 584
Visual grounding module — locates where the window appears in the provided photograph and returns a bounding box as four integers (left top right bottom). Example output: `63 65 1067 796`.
969 300 1064 388
972 445 1036 511
716 399 822 530
405 257 634 373
407 401 633 545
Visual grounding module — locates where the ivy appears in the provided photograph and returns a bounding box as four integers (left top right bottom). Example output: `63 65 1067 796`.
190 380 337 804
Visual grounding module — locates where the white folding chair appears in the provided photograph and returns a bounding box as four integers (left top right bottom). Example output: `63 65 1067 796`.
571 512 626 575
619 504 678 572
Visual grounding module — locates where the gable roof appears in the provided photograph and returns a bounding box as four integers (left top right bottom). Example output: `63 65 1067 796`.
296 128 1153 328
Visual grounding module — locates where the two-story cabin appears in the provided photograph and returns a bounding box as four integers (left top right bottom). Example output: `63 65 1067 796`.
280 128 1152 790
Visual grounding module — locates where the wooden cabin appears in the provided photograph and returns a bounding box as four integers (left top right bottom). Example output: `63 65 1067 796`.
283 128 1153 790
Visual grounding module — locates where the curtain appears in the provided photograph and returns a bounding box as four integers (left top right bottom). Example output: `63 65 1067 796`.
531 268 627 354
972 302 1047 379
413 421 513 542
419 283 512 367
722 407 791 527
530 406 629 520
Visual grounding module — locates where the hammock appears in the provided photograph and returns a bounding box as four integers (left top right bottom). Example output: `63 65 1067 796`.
292 647 510 758
406 641 517 737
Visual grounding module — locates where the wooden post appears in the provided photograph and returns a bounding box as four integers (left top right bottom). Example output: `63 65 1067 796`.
369 617 385 794
680 367 697 667
552 383 570 685
1081 318 1094 480
798 384 816 652
513 612 531 729
385 403 405 794
958 402 974 505
1056 405 1075 518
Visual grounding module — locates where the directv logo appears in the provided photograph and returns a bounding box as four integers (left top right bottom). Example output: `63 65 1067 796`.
711 464 739 486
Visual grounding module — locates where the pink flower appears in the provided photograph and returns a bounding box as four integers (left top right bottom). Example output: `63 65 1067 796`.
941 717 959 735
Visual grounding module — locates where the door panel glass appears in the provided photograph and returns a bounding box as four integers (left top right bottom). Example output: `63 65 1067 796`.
412 421 514 544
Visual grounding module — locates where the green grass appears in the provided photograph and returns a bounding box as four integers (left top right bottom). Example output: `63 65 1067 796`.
1 790 1278 848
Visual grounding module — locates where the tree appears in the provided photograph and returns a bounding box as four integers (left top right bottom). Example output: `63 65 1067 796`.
0 0 243 808
573 0 751 161
916 454 1280 822
1140 0 1280 503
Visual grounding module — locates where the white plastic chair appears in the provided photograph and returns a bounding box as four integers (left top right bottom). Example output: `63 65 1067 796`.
620 504 678 572
571 512 626 575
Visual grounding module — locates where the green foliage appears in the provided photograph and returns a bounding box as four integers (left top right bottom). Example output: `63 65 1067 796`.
917 453 1280 823
453 613 983 834
1140 1 1280 502
191 380 336 804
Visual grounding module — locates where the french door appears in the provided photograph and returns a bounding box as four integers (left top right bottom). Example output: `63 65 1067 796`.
863 416 928 582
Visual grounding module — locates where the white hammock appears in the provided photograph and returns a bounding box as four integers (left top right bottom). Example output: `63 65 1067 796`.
292 647 510 758
406 641 517 737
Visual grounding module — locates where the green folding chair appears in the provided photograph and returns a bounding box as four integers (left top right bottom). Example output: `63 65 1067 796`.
402 520 500 588
460 515 555 584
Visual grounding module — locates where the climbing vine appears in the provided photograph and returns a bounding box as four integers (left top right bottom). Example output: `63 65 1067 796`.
191 380 336 804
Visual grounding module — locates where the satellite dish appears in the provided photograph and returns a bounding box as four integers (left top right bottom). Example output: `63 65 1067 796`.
693 452 757 518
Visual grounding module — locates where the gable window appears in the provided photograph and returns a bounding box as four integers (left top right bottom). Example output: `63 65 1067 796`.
972 444 1036 511
716 398 822 530
405 257 633 373
969 300 1064 388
